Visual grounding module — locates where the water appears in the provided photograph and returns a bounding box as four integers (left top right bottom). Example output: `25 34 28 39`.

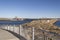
54 21 60 27
0 19 33 25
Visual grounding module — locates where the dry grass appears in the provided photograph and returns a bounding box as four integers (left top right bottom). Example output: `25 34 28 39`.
22 19 60 34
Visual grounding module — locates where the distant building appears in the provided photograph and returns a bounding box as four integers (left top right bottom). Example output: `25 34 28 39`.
12 17 24 21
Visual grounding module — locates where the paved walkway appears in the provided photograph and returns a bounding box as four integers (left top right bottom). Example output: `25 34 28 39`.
0 29 19 40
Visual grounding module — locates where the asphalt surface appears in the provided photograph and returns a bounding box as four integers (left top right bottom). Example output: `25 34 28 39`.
0 29 19 40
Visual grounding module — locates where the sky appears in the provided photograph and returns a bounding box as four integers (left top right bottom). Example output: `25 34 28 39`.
0 0 60 18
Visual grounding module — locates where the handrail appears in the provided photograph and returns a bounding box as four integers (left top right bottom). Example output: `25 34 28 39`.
0 25 60 40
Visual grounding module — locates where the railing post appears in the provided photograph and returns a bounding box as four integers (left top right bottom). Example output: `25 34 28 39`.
32 27 35 40
43 32 45 40
19 25 20 35
7 25 9 30
19 25 22 35
13 24 15 32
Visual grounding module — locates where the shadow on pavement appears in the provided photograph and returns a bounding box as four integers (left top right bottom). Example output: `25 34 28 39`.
2 29 27 40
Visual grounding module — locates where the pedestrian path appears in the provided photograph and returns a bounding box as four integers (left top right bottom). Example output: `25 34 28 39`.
0 29 19 40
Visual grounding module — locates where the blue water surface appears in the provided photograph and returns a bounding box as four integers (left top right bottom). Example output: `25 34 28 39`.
54 21 60 27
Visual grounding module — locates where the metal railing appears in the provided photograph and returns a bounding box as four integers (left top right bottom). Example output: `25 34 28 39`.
0 25 60 40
